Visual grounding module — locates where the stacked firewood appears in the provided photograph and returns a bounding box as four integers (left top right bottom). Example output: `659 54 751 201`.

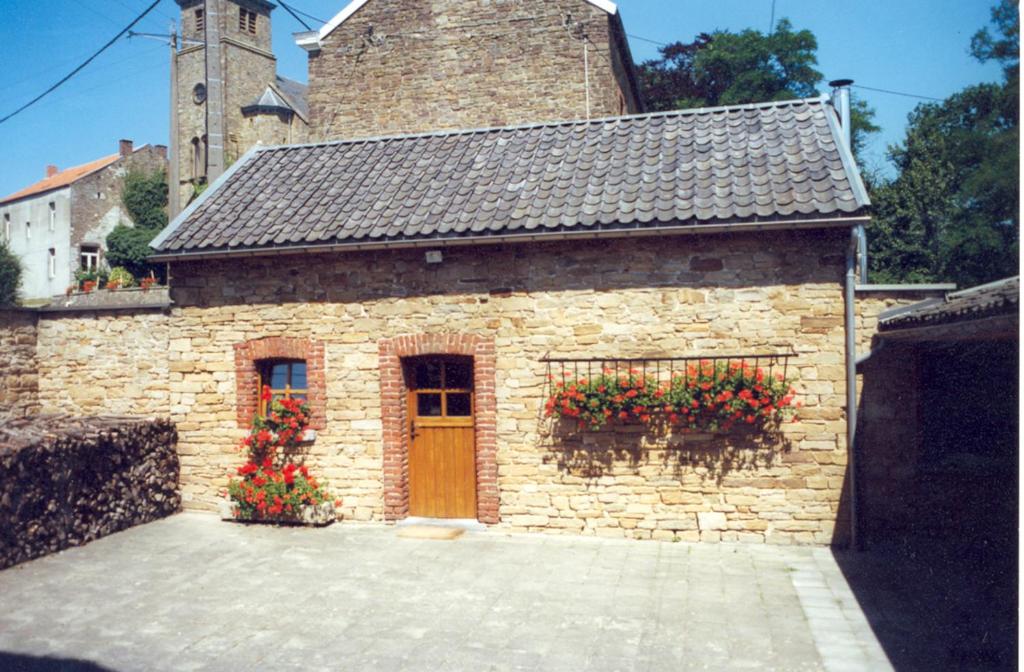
0 415 179 569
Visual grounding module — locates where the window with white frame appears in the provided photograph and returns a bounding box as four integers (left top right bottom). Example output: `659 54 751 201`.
48 248 56 278
3 214 9 242
48 202 56 231
80 245 99 271
25 221 30 240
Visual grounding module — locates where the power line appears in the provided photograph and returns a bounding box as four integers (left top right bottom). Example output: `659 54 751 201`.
278 1 326 26
0 0 162 126
852 84 944 102
279 1 313 31
627 33 668 47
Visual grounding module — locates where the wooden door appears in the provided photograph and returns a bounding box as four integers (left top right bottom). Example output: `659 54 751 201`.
406 357 477 519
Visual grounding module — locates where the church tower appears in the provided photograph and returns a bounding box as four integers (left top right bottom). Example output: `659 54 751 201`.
172 0 308 215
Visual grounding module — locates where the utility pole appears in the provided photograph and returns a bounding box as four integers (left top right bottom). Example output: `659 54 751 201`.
128 27 203 219
169 22 180 219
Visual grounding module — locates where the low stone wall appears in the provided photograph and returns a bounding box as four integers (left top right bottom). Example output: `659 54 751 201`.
0 310 40 419
0 415 179 569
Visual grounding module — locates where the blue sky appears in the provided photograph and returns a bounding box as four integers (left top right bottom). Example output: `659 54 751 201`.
0 0 1004 196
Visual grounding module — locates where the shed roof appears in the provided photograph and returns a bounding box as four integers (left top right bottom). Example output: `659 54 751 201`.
151 96 869 259
879 276 1019 333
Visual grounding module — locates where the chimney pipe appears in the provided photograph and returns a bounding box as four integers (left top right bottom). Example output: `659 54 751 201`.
46 165 59 178
828 79 854 151
119 139 134 157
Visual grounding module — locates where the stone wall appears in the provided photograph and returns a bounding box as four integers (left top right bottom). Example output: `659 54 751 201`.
35 309 171 417
306 0 641 140
0 310 40 419
167 229 854 544
0 415 179 569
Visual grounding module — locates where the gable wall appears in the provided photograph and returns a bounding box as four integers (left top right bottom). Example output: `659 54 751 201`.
307 0 640 140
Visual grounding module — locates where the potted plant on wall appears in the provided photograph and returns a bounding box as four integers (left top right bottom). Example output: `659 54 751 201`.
222 387 338 526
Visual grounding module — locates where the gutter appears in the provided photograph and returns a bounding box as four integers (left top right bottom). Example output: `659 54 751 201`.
148 215 868 263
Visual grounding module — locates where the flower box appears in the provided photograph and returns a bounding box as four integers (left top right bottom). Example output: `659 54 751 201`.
218 498 336 527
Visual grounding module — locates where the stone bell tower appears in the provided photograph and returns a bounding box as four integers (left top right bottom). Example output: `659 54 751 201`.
172 0 307 214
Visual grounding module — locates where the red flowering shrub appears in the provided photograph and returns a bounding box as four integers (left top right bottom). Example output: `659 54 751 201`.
228 387 332 521
545 362 798 433
139 276 156 291
81 280 96 293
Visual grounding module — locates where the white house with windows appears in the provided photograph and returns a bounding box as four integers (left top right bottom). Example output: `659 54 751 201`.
0 140 167 301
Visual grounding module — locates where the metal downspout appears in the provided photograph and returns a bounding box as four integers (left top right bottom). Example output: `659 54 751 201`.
845 227 859 550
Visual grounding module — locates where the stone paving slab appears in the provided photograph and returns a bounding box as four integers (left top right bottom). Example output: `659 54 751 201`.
0 513 891 672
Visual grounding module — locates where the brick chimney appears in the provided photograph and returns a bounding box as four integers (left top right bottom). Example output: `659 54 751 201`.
46 165 59 178
119 139 134 157
154 144 168 159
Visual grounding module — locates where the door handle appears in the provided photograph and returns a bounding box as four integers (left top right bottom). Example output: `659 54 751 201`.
410 420 418 440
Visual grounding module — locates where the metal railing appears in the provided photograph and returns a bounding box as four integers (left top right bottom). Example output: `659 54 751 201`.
541 354 797 391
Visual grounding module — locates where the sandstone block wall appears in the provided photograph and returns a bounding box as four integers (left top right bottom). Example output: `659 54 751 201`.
0 415 179 569
168 230 854 545
35 310 171 417
307 0 641 140
0 310 40 419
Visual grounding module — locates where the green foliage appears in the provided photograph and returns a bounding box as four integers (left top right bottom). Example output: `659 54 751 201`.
971 0 1020 81
122 170 168 230
106 225 160 280
74 267 108 286
106 170 168 280
106 266 135 289
0 240 22 306
638 19 879 167
869 1 1019 287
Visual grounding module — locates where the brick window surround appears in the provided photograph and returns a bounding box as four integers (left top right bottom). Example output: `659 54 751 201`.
234 336 326 430
378 334 498 524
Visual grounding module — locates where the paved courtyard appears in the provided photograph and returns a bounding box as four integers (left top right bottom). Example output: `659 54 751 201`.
0 513 891 672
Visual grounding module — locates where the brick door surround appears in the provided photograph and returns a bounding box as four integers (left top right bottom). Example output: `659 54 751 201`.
378 334 498 524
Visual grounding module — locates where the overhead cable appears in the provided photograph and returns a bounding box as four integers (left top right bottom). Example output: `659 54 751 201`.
0 0 162 126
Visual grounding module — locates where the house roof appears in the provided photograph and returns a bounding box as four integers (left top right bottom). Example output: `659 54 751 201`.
150 96 870 259
0 154 120 205
879 276 1019 333
310 0 617 45
242 78 309 122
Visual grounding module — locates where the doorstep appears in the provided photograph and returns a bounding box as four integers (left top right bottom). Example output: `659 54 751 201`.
396 517 488 532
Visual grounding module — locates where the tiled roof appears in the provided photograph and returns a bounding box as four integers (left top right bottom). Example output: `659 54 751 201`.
151 97 869 257
1 154 119 205
273 76 309 119
879 276 1019 332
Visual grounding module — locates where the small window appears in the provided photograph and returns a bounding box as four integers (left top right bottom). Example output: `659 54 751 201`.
195 8 205 32
48 248 56 278
259 359 308 415
25 221 30 240
240 8 256 35
48 202 55 231
3 214 9 241
80 245 99 271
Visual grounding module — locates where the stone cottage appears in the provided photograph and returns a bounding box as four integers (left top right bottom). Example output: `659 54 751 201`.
139 94 879 544
0 140 167 300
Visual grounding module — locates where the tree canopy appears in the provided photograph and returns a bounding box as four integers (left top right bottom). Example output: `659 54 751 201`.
0 240 22 306
638 19 878 166
868 0 1019 286
106 170 168 280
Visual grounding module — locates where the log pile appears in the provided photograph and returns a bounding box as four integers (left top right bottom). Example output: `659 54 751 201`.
0 415 179 569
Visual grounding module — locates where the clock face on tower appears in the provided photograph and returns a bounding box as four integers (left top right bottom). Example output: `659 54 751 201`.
192 83 207 104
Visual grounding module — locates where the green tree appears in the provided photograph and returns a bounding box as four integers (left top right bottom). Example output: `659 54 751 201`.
638 19 878 165
106 170 168 280
869 1 1019 286
0 240 22 306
